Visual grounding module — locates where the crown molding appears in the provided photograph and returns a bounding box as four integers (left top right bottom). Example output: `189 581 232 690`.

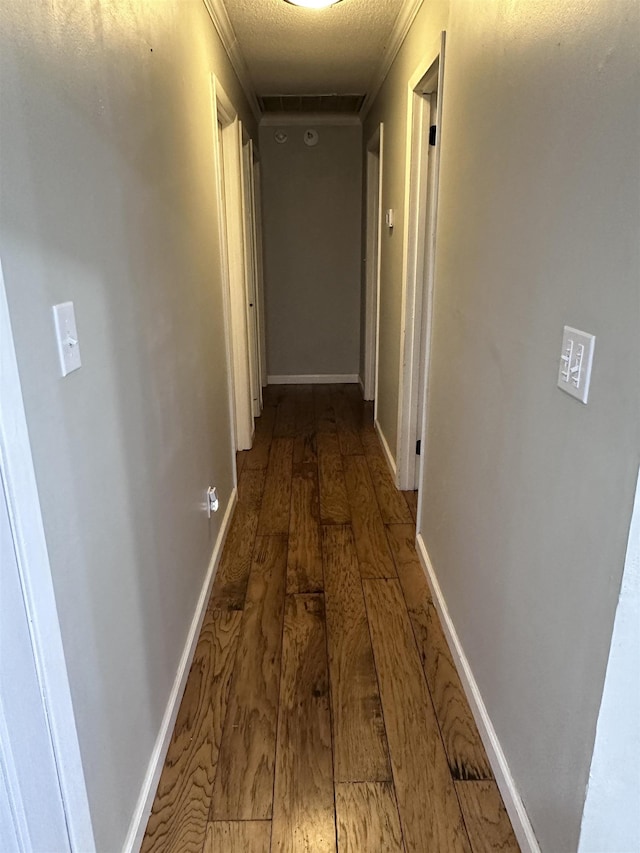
260 113 362 127
202 0 261 123
360 0 425 119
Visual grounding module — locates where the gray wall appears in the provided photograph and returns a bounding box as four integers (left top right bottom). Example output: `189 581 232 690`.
260 122 362 379
368 0 639 850
0 2 255 850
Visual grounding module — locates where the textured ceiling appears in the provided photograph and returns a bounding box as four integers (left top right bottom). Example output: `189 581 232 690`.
221 0 408 97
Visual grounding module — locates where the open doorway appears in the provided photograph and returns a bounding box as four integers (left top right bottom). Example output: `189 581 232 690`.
363 124 384 409
396 34 446 494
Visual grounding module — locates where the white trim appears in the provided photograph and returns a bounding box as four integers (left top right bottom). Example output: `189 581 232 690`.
0 261 95 851
364 124 384 405
374 419 398 481
201 0 261 122
397 35 446 491
260 113 362 127
211 76 255 452
123 487 238 853
241 138 262 417
578 464 640 852
252 159 268 389
414 532 541 853
360 0 426 119
358 376 366 398
267 374 359 385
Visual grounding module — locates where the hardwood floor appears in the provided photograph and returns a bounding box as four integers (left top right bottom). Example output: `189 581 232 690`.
142 384 519 853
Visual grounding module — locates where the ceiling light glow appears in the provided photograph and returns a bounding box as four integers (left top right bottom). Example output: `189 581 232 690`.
284 0 343 8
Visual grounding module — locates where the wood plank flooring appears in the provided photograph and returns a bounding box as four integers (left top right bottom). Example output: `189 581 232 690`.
142 384 519 853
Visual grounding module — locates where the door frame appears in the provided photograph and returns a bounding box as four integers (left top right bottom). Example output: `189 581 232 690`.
396 33 446 492
363 123 384 408
210 75 254 452
0 261 95 851
252 157 268 390
240 133 263 417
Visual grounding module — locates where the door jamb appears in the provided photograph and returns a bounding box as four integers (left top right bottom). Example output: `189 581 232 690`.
396 33 446 492
364 123 384 410
0 260 95 851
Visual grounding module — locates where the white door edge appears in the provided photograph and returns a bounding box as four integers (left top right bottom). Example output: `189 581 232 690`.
0 260 95 851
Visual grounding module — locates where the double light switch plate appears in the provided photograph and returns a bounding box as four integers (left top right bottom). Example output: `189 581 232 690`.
557 326 595 404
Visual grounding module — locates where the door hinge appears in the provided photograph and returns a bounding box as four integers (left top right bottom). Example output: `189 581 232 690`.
429 125 437 146
416 439 421 455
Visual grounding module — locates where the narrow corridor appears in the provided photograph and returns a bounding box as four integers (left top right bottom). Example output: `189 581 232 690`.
142 384 518 853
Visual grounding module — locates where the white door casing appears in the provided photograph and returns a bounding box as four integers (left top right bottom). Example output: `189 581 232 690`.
241 136 262 417
0 259 95 851
252 159 268 389
211 75 254 452
396 33 447 495
364 124 384 408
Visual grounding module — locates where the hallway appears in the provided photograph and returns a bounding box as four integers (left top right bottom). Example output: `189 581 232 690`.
141 384 518 853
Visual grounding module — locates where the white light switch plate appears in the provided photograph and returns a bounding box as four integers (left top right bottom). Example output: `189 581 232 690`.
53 302 81 377
557 325 595 404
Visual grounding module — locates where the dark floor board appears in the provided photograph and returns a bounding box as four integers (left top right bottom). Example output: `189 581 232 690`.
258 437 294 535
364 451 414 524
335 782 404 853
245 405 276 470
210 536 287 820
205 820 272 853
272 594 336 853
455 781 520 853
314 385 337 434
318 432 351 525
322 525 391 782
287 470 323 594
343 455 396 578
363 578 471 853
387 524 493 781
331 386 365 456
141 610 242 853
210 470 265 610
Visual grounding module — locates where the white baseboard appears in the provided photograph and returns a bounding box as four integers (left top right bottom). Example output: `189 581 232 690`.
267 374 359 385
374 418 398 481
358 376 366 397
414 533 540 853
123 487 238 853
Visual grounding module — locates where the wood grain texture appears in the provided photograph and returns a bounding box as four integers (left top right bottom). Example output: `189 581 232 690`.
343 455 396 578
210 470 265 610
335 782 404 853
274 390 298 437
288 471 323 594
331 387 364 456
272 595 336 853
236 450 248 476
401 490 418 523
314 385 337 433
141 610 242 853
145 385 516 853
205 820 272 853
245 405 276 470
455 782 520 853
210 536 287 820
322 525 390 782
364 451 413 524
258 437 293 535
318 432 350 524
387 524 493 781
363 578 471 853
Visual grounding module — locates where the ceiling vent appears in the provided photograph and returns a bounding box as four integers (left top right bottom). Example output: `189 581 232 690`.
258 94 366 114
